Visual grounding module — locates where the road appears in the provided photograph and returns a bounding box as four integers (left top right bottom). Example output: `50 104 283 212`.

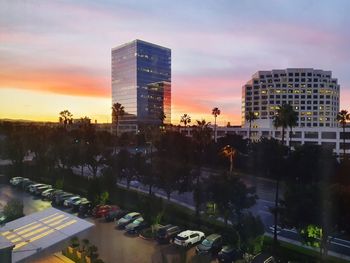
0 184 214 263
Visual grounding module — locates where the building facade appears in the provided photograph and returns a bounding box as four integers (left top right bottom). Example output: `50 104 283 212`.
111 39 171 133
242 68 340 129
181 68 348 156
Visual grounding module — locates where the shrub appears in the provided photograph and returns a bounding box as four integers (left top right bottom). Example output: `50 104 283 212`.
3 198 24 222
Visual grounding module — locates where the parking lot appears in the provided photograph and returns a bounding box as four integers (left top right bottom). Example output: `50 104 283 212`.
0 183 215 263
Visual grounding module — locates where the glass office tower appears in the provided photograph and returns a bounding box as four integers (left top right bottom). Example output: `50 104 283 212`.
111 39 171 133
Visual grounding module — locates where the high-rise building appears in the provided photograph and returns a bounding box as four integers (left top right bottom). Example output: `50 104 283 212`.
147 81 171 125
111 39 171 133
242 68 340 129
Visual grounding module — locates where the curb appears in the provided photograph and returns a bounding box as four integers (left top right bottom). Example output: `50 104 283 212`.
138 234 154 241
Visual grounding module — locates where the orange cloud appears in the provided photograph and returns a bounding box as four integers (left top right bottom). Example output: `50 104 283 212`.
0 65 110 98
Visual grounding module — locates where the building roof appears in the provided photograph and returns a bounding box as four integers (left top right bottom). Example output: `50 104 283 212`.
0 207 94 263
112 39 171 51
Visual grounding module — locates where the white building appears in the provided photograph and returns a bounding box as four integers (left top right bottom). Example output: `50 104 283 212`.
181 68 349 156
242 68 340 129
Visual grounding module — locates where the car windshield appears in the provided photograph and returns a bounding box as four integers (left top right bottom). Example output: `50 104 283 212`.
133 218 143 224
124 214 133 220
201 239 213 247
176 236 188 241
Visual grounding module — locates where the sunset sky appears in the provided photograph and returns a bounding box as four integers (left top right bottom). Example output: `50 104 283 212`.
1 0 349 125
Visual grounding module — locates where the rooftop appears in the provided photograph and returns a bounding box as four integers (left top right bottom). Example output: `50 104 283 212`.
0 207 94 263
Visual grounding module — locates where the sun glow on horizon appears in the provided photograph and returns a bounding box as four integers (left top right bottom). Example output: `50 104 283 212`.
0 88 112 123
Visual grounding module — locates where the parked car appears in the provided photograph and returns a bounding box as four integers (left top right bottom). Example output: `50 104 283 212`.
28 183 45 193
63 196 81 208
116 212 141 229
129 180 140 188
78 200 94 217
53 192 74 206
16 178 30 188
125 217 148 234
105 209 128 222
48 189 64 200
196 233 222 255
41 188 56 199
93 205 119 218
22 180 35 191
251 253 275 263
174 230 205 247
34 185 52 195
156 224 182 244
10 177 24 186
71 198 88 212
217 245 241 263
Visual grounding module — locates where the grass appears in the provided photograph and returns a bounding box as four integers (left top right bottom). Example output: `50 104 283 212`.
263 236 349 263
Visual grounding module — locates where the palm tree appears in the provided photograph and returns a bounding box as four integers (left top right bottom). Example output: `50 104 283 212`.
59 110 73 129
273 104 296 145
159 111 166 125
112 103 125 136
337 110 350 158
180 114 191 136
212 107 221 143
287 108 298 149
192 119 212 218
272 103 297 246
221 145 236 175
245 111 257 141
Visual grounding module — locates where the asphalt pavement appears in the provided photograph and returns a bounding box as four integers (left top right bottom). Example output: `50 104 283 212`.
0 184 214 263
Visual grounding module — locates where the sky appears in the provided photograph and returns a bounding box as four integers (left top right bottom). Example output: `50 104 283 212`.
0 0 350 125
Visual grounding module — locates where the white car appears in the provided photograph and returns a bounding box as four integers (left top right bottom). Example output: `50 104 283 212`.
10 177 24 185
63 196 81 207
41 188 55 198
28 184 45 193
174 230 205 247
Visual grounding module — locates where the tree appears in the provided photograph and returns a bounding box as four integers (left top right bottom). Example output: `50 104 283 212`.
273 103 298 147
286 108 298 148
116 149 134 188
192 119 212 217
59 110 73 128
3 199 24 222
159 110 166 127
180 114 191 135
221 145 237 174
4 129 29 175
207 173 257 225
245 111 257 142
280 145 337 260
112 103 125 136
272 103 297 246
337 110 350 158
153 131 192 200
142 126 162 195
84 132 109 179
212 107 221 143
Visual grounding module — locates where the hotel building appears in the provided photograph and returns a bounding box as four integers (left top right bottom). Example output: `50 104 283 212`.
183 68 349 156
241 68 340 129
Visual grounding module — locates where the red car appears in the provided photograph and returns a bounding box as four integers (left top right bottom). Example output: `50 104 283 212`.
93 205 119 218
